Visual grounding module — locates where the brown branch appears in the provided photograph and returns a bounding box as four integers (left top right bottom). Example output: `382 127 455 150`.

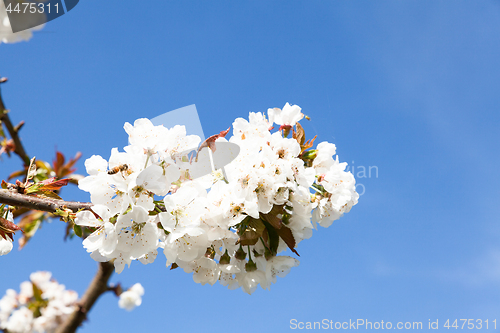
1 76 113 333
1 76 112 333
56 262 115 333
0 77 31 166
0 189 92 213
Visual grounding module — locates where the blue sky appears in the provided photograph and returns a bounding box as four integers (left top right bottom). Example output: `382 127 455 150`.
1 1 500 332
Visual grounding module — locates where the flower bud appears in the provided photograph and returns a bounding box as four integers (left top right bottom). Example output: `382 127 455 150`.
264 247 273 261
301 149 317 160
204 247 216 259
245 259 258 272
235 246 247 260
219 250 231 265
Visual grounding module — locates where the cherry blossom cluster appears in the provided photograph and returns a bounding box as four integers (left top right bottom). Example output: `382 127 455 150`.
118 283 144 311
75 103 359 294
0 272 78 333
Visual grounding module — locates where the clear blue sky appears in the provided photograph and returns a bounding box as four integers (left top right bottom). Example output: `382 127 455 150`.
1 1 500 332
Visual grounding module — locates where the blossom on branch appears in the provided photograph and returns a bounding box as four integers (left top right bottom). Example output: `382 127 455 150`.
118 283 144 311
0 272 78 333
75 103 359 294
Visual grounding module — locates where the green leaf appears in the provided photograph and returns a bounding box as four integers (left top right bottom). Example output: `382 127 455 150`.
260 205 284 229
73 224 82 238
36 191 62 200
261 220 279 256
24 183 43 194
32 282 44 302
7 169 26 180
238 218 266 246
0 120 5 138
17 211 45 249
29 282 48 318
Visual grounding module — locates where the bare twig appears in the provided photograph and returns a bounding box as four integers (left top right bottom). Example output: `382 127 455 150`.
56 262 115 333
0 77 31 166
0 189 92 213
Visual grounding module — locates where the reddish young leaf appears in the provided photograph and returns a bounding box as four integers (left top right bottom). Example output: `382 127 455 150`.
53 151 81 178
0 216 23 241
197 127 231 156
63 152 82 171
38 177 70 191
53 151 65 175
260 205 285 230
293 122 306 146
260 211 282 230
300 135 318 154
0 138 15 157
276 225 300 256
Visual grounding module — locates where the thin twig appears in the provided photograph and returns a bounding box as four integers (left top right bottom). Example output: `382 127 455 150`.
55 262 115 333
0 189 92 213
1 77 112 333
0 77 31 166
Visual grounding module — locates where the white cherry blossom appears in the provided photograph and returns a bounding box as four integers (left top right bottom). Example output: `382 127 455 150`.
0 272 79 333
118 283 144 311
268 103 304 128
75 103 358 293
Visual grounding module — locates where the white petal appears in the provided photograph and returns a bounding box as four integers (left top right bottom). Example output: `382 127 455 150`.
84 155 108 175
75 210 103 228
0 238 13 256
